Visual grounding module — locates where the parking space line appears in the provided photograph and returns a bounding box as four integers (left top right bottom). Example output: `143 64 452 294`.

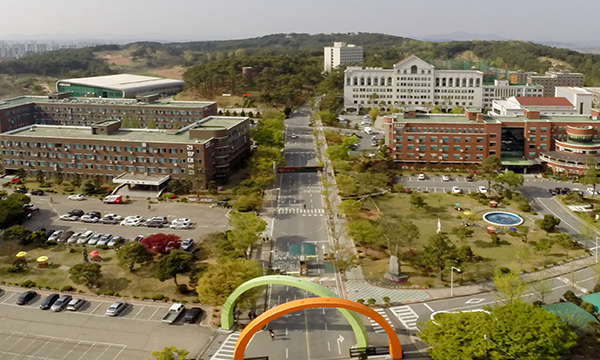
0 331 15 348
75 343 96 360
46 338 67 359
1 292 17 304
132 306 145 320
110 345 127 360
60 340 82 360
0 350 54 360
90 303 103 315
147 307 161 321
30 338 53 359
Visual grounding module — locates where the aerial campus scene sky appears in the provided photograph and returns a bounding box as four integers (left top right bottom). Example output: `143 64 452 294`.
2 0 599 43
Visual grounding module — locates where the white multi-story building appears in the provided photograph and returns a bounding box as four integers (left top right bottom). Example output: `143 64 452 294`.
344 55 484 112
482 80 543 108
324 42 363 73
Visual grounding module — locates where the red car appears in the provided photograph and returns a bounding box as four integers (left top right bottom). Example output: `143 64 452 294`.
403 188 412 194
11 178 22 184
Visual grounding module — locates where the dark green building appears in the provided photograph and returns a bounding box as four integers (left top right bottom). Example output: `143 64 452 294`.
56 74 184 99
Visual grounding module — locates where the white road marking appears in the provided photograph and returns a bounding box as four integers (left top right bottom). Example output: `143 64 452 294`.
423 303 434 312
389 305 419 330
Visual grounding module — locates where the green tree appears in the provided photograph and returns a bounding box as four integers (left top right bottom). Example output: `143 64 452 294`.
555 233 575 257
69 263 103 288
195 258 263 306
338 199 362 220
15 167 27 180
479 155 502 190
451 226 474 242
493 269 528 304
232 193 263 212
117 241 154 272
72 173 82 188
227 211 267 258
146 346 189 360
121 113 130 128
146 117 157 129
535 214 561 234
335 173 357 196
496 170 524 190
379 215 420 254
156 249 194 285
409 193 426 208
345 219 382 255
35 169 45 184
514 225 530 243
2 225 32 245
81 180 96 195
130 115 139 128
581 154 599 197
93 174 103 189
368 108 379 123
534 238 554 255
529 272 553 304
449 106 464 114
421 233 460 280
54 171 64 185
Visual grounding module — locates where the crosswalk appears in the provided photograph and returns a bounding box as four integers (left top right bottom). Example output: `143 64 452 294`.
369 308 395 333
277 208 325 215
389 305 419 330
210 332 240 360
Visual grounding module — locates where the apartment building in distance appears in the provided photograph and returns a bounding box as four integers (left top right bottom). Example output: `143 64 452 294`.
527 71 584 97
384 88 600 174
324 42 363 73
0 93 249 188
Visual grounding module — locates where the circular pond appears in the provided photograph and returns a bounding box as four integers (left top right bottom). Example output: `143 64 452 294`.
482 211 524 226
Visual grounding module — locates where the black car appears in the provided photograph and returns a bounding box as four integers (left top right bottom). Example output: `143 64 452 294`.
16 290 37 305
466 177 474 182
146 221 164 228
69 209 85 217
30 189 44 196
44 229 55 239
58 230 75 243
183 307 204 323
133 235 144 242
89 211 101 218
549 189 558 196
14 187 28 194
39 293 60 310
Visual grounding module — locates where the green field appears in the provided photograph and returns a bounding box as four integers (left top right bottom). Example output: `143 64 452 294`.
359 192 587 286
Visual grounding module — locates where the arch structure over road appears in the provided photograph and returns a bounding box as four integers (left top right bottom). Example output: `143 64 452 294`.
220 275 368 348
234 297 403 360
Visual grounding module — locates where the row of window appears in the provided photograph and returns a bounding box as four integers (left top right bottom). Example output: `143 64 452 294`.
34 106 207 116
1 141 199 154
398 127 489 134
400 152 484 160
2 150 203 163
397 144 486 151
3 159 192 174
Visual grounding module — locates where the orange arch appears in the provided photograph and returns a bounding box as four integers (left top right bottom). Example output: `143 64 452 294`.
234 297 403 360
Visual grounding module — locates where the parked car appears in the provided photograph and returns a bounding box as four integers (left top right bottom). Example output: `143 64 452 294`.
14 187 28 194
69 209 85 217
105 301 127 316
171 218 191 225
121 218 143 227
80 214 100 223
133 235 145 243
51 295 72 312
183 307 204 324
59 214 79 221
11 177 22 183
107 236 125 247
587 188 595 196
124 215 143 221
44 229 55 239
30 189 44 196
452 186 462 194
549 189 558 196
97 234 113 246
148 216 168 224
170 222 191 230
16 290 37 305
89 211 101 218
48 230 63 242
77 231 95 245
68 194 85 201
67 232 83 244
57 231 74 243
181 238 195 252
100 216 119 225
417 174 426 181
87 233 104 246
466 176 474 182
290 134 298 139
146 220 165 228
39 293 60 310
478 186 488 194
441 175 450 181
104 214 123 221
103 195 123 204
66 298 85 311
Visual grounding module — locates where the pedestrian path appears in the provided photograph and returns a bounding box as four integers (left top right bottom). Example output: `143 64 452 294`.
277 208 324 215
210 332 240 360
344 280 431 303
305 276 336 282
389 305 419 330
368 308 394 333
557 276 590 294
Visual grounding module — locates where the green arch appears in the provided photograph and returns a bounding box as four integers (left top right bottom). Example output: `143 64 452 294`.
221 275 368 348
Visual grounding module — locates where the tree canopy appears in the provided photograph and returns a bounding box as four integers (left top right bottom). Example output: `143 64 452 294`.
69 263 103 288
156 249 194 285
195 258 263 306
117 241 154 272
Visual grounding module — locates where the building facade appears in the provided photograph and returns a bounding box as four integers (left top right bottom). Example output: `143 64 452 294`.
527 71 585 97
324 42 363 73
0 94 217 133
344 55 484 112
56 74 185 98
482 80 543 108
539 124 600 175
0 116 250 188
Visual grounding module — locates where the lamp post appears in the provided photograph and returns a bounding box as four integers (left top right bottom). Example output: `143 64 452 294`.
450 266 461 297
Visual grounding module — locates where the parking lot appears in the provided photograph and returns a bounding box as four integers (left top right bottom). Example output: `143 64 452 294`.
398 175 488 193
0 288 213 360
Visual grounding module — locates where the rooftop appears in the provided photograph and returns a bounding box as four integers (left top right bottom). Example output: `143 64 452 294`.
58 74 184 91
388 113 600 125
192 116 248 130
0 95 215 111
514 97 573 107
5 124 210 144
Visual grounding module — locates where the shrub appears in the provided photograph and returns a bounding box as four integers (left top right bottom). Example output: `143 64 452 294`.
132 295 138 299
151 294 165 301
367 298 376 306
46 240 57 246
21 280 36 288
532 300 544 307
356 299 365 305
499 267 510 274
176 284 189 295
382 296 390 303
593 282 600 293
104 290 115 296
61 285 74 292
96 244 109 250
141 296 149 300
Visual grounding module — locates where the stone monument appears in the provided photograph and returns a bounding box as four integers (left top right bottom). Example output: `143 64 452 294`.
384 255 408 283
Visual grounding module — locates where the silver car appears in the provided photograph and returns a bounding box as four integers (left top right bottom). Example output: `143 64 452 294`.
105 301 127 316
67 232 82 244
51 295 72 312
87 233 103 246
66 298 85 311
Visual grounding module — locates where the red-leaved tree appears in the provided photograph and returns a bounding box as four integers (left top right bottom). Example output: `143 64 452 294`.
141 233 180 254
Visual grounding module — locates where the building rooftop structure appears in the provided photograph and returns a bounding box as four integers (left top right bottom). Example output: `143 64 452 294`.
0 95 215 111
513 97 573 107
57 74 184 94
387 112 600 124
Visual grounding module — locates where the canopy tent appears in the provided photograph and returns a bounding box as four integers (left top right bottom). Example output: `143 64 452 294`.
289 243 317 258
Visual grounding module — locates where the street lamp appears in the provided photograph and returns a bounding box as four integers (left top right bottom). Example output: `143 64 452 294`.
450 266 461 297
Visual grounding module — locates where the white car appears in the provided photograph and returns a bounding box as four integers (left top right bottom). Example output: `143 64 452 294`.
290 134 298 139
67 232 82 244
170 222 191 230
48 230 63 242
587 188 594 196
120 218 143 227
124 215 143 221
452 186 462 194
417 174 426 181
104 214 123 221
68 194 85 201
478 186 488 194
59 214 79 221
441 175 450 182
79 214 99 223
171 218 191 225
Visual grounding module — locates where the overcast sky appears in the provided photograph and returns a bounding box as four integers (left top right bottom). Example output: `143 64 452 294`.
1 0 598 44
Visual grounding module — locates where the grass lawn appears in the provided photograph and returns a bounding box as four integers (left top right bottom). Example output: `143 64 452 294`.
0 242 201 302
359 192 587 287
